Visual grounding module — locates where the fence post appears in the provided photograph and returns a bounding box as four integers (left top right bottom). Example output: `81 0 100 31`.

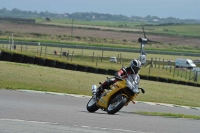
170 61 172 73
155 58 157 68
166 60 168 71
173 67 176 78
92 52 94 62
120 53 122 64
149 62 151 74
181 69 183 78
101 50 103 62
81 49 83 60
177 69 179 77
45 46 47 57
40 47 42 56
194 71 198 82
96 56 98 66
162 59 164 69
67 50 69 60
71 51 74 61
117 54 119 64
7 38 9 50
189 69 191 80
151 58 153 67
60 47 62 58
185 71 187 80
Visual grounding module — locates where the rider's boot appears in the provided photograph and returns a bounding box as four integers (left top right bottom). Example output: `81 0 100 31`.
96 86 103 99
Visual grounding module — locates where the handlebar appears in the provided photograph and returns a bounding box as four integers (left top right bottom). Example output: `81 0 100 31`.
139 88 145 94
115 76 123 81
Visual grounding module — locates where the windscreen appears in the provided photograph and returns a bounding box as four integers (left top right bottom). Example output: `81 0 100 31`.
188 60 194 65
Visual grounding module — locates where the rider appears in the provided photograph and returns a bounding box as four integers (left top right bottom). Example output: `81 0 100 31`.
95 59 142 98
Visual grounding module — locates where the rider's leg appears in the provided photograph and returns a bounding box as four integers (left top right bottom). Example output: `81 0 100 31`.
96 78 116 97
96 82 106 98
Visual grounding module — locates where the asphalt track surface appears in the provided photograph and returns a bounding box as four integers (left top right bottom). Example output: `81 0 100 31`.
0 89 199 133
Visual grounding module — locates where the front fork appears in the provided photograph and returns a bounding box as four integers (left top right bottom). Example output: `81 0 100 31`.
92 85 97 95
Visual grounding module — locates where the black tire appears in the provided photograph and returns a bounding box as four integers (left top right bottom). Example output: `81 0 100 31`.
87 66 98 73
66 63 77 70
12 53 24 63
33 57 46 66
107 94 127 114
148 76 159 81
77 65 88 72
86 98 99 112
55 61 66 69
22 55 35 64
158 77 168 83
0 51 13 61
97 68 108 75
44 59 56 67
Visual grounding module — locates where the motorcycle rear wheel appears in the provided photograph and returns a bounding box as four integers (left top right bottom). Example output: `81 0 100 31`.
107 94 127 114
86 98 99 112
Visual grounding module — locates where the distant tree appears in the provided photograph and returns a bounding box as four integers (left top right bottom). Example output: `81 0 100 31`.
0 8 198 24
12 8 21 14
0 8 8 14
45 17 51 21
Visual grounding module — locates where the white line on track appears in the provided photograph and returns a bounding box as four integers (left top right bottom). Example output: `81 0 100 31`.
0 118 154 133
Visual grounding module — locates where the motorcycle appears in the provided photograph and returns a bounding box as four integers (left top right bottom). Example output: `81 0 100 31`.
86 71 145 114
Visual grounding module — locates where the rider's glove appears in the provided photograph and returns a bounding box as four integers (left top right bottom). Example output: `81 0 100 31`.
115 75 122 80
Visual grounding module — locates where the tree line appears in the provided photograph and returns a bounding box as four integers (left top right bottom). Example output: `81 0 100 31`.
0 8 200 24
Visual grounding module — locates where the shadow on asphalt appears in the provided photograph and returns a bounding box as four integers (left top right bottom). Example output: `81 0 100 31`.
80 111 120 115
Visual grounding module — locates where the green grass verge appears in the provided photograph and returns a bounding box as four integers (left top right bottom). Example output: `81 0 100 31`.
120 111 200 120
0 61 200 107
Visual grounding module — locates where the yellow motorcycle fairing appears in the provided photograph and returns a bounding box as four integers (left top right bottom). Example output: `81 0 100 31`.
97 79 137 109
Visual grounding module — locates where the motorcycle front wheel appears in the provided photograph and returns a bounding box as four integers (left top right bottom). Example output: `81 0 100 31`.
107 94 127 114
86 98 99 112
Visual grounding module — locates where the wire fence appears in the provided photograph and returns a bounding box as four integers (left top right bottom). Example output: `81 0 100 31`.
146 58 200 83
0 43 199 83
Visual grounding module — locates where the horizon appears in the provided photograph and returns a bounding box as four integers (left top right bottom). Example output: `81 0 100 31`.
0 0 199 20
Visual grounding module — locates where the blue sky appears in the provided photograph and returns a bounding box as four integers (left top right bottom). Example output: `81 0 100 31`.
0 0 199 19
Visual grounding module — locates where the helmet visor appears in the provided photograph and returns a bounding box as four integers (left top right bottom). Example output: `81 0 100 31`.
131 66 140 74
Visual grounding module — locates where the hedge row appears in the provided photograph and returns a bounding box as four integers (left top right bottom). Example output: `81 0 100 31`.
0 51 117 75
140 75 200 87
0 50 199 87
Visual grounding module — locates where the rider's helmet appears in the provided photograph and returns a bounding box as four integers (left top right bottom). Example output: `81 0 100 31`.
130 59 141 74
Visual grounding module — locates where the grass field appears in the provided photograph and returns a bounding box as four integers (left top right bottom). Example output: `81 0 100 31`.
0 21 200 53
0 61 200 108
37 18 200 37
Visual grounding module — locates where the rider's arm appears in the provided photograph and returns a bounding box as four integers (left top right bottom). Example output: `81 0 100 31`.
114 69 124 77
114 67 130 77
